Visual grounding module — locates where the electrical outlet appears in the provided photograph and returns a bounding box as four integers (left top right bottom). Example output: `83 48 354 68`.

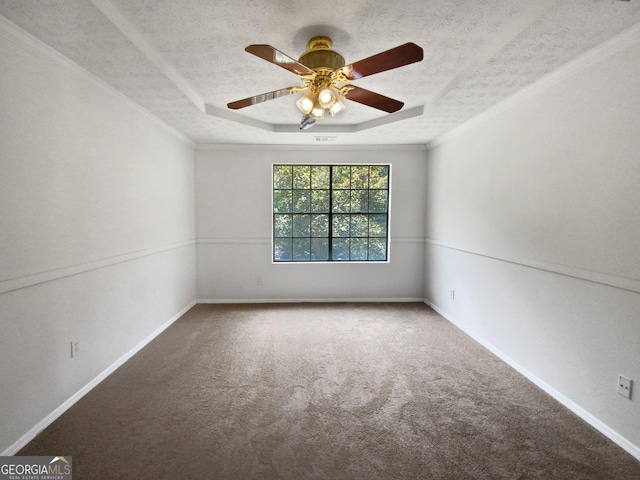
617 374 632 399
449 290 455 300
257 275 264 285
71 341 80 358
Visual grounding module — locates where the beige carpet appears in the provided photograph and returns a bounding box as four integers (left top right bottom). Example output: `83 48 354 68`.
20 303 640 479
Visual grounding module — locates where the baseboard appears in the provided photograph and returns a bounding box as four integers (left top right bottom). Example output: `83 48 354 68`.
2 300 196 456
425 299 640 463
197 298 425 304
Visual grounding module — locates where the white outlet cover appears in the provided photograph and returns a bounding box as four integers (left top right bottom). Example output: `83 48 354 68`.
617 375 632 399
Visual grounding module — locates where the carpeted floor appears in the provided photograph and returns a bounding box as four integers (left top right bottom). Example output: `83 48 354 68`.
19 303 640 479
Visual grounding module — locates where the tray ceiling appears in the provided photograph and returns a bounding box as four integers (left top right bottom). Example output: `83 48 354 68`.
1 0 639 145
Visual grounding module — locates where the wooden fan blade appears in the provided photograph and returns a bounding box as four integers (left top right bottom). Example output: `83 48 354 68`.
245 45 315 76
337 43 423 81
227 87 295 109
344 86 404 113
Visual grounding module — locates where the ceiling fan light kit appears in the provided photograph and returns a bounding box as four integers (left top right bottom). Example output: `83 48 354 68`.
227 36 424 129
294 37 349 121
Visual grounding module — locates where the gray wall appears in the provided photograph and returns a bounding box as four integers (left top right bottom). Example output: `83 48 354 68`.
0 25 196 454
424 35 640 453
195 146 427 302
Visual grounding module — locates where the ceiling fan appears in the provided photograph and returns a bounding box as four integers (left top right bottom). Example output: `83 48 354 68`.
227 36 423 129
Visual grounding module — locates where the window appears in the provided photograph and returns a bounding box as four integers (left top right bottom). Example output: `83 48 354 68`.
273 164 390 262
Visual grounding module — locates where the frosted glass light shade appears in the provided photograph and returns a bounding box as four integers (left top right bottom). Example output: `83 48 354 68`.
296 93 315 115
329 97 345 116
318 87 336 108
310 104 325 120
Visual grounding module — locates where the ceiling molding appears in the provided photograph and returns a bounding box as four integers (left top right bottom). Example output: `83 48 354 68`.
204 104 274 131
427 19 640 149
423 0 560 112
354 106 424 132
0 15 195 147
273 123 357 134
207 106 425 134
89 0 206 113
195 143 428 152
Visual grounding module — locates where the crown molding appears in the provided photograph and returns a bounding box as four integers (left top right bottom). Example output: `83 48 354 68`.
427 19 640 149
0 14 195 148
201 105 425 134
195 143 428 151
266 106 425 134
89 0 205 113
204 103 273 131
423 0 558 112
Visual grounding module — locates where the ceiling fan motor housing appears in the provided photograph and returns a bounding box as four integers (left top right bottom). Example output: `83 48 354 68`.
298 36 345 71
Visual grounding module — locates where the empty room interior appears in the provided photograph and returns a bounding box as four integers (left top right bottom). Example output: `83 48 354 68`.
1 0 640 478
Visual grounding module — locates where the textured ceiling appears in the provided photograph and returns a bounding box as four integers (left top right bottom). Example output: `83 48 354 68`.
1 0 639 145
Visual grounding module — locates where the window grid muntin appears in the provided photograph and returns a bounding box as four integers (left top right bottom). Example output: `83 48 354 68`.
273 165 389 262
